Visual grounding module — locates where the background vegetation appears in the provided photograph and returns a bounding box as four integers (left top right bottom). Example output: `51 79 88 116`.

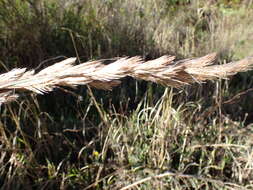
0 0 253 189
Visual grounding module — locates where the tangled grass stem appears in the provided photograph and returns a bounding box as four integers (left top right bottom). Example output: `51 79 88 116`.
0 53 253 104
120 171 244 190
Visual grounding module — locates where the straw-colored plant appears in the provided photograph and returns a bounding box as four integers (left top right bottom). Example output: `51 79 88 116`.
0 53 253 104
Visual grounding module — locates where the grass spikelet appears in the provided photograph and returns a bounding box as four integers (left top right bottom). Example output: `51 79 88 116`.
0 53 253 103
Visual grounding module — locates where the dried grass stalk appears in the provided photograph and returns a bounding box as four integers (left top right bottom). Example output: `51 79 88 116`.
0 53 253 104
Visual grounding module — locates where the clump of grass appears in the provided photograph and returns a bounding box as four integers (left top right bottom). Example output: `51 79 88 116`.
0 77 252 189
86 89 253 189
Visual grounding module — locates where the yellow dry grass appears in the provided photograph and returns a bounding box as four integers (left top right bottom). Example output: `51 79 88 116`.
0 53 253 104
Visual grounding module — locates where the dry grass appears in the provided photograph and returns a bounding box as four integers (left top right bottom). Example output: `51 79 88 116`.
0 53 253 104
1 1 253 189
